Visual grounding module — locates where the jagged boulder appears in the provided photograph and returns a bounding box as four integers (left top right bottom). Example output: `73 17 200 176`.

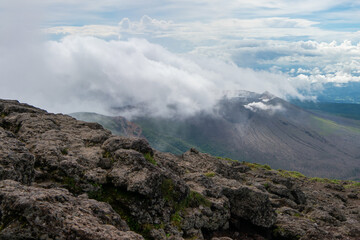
102 136 154 156
223 186 277 228
108 149 172 196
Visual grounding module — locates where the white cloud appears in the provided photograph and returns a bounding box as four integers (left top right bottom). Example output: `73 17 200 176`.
268 40 360 83
244 101 284 113
1 3 308 118
193 38 360 84
46 16 322 42
44 15 360 86
3 0 360 118
119 16 322 42
45 25 119 37
0 33 304 118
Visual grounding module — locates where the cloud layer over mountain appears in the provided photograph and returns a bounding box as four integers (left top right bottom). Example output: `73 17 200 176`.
2 1 360 117
0 33 303 117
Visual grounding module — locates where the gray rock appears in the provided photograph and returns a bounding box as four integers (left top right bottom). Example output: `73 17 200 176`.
348 193 358 199
0 127 34 184
102 136 153 155
329 207 347 222
223 186 277 228
267 182 292 199
0 180 143 240
291 188 307 205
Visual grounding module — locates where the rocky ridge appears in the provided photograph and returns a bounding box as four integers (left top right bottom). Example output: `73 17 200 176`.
0 99 359 240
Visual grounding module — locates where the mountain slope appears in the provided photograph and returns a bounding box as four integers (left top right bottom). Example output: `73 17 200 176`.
72 91 360 180
1 99 360 240
291 100 360 120
70 112 143 137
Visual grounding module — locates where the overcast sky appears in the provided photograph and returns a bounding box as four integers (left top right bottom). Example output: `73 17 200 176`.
1 0 360 117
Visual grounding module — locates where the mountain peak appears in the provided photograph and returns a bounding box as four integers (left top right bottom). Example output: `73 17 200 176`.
260 91 276 100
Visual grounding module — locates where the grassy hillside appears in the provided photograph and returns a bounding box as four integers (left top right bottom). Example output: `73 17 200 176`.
134 118 233 158
292 101 360 120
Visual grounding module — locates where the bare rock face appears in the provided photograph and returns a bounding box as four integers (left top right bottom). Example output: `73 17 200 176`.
1 99 360 240
0 128 34 184
0 180 144 240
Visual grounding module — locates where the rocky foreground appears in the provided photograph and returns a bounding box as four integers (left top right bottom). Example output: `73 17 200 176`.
0 99 359 240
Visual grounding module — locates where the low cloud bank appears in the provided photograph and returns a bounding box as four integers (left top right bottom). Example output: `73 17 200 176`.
0 35 305 118
0 4 305 118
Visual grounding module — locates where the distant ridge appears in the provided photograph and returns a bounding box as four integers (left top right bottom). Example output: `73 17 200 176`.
73 91 360 180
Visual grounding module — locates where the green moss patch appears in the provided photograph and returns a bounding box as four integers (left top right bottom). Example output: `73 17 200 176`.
344 181 360 189
161 178 211 230
60 148 68 155
102 151 116 163
216 156 237 163
309 177 341 184
170 211 182 229
62 176 82 194
204 172 216 178
161 178 179 205
244 162 272 170
277 169 306 179
144 153 157 165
